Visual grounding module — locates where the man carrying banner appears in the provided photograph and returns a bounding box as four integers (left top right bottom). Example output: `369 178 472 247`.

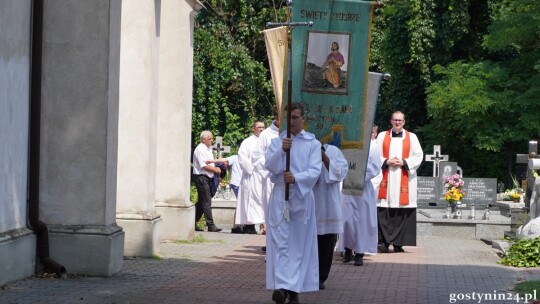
265 103 321 304
376 111 423 253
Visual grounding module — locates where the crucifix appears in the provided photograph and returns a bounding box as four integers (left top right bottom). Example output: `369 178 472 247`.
425 145 449 177
516 140 539 205
211 136 230 159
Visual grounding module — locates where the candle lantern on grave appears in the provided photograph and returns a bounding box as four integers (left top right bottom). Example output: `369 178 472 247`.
483 206 490 220
445 203 451 219
469 202 476 219
454 201 463 219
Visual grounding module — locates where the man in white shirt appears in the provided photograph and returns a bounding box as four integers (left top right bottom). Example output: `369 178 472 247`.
192 130 222 232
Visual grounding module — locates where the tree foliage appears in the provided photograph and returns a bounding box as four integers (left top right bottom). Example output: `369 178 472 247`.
376 0 492 133
192 0 540 182
192 0 286 148
422 0 540 180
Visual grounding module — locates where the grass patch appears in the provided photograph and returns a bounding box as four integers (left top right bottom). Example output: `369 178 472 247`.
151 254 162 260
175 234 224 244
514 280 540 297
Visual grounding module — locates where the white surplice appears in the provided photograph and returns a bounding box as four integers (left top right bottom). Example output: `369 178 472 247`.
252 122 279 214
340 139 381 254
376 130 423 208
314 144 349 235
265 130 321 293
235 134 265 225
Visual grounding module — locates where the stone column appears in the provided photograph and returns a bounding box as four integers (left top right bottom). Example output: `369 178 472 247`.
39 0 124 276
0 0 36 286
116 0 162 256
154 0 199 241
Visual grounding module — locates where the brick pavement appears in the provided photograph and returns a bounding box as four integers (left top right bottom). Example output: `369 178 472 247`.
0 231 539 304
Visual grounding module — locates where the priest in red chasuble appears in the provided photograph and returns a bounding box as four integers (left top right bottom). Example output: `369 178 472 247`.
376 111 423 253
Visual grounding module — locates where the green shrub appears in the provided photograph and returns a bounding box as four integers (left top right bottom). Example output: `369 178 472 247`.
499 237 540 267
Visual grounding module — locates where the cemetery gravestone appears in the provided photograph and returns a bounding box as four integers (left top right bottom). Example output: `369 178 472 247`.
417 161 497 210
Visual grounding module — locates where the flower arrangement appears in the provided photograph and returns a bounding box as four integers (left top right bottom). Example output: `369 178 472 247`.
444 174 465 204
502 175 524 202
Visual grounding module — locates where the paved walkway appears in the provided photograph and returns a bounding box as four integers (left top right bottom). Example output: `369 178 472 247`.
1 231 539 304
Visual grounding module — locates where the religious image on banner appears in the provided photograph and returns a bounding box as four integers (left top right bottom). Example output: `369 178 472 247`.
288 0 376 195
302 31 351 95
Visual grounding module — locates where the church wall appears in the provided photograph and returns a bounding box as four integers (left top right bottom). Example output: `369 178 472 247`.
154 0 197 241
0 0 37 287
38 0 124 276
116 0 163 256
117 0 159 214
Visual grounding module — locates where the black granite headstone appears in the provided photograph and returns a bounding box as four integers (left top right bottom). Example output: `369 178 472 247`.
416 177 497 210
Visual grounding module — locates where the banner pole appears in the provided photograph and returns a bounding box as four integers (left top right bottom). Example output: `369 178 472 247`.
284 2 292 202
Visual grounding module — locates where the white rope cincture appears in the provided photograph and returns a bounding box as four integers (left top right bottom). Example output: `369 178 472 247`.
283 201 290 222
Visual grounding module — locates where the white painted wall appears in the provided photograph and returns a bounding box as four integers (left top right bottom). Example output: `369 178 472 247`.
117 0 159 213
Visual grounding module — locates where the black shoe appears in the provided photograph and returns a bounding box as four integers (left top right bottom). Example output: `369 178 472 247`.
243 225 257 234
261 246 266 252
378 243 390 253
354 253 364 266
207 226 222 232
342 248 352 263
231 226 244 234
287 291 299 304
393 245 405 252
195 226 204 231
271 289 287 304
319 281 325 290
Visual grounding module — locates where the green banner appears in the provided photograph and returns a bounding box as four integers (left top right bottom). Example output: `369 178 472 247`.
287 0 374 150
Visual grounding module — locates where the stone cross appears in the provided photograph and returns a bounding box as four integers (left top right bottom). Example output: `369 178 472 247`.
516 140 539 205
212 136 230 159
425 145 449 177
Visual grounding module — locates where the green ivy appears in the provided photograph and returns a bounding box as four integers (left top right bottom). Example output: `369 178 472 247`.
499 237 540 268
192 0 284 150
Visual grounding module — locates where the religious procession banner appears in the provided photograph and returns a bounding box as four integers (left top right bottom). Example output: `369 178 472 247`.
291 0 378 195
263 1 379 195
262 26 288 124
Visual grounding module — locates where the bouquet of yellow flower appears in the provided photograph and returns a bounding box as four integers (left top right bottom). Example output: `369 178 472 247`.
445 188 464 204
502 175 524 202
444 174 465 204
